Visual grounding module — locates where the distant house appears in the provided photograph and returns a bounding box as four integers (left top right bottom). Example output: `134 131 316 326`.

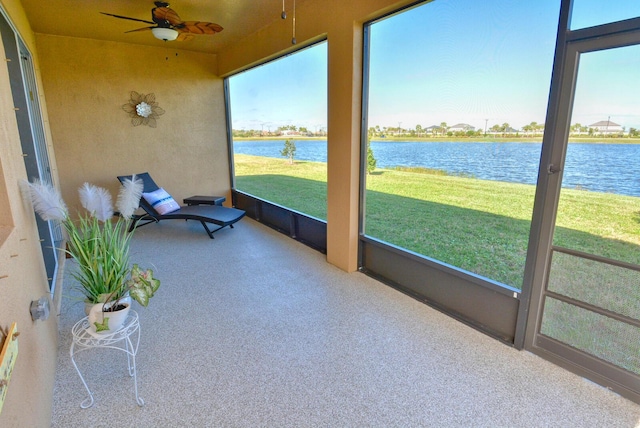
589 120 624 134
449 123 475 132
424 125 444 134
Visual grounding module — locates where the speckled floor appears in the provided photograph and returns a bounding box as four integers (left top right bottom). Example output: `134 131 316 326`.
50 218 640 427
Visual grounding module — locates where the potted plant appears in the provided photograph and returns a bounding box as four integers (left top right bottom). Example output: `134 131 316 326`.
88 263 160 334
26 176 160 333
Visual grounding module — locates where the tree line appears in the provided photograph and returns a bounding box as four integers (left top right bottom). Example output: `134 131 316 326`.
233 124 325 138
233 121 639 139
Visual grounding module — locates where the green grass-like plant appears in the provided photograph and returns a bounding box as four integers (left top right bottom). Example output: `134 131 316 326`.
66 214 134 304
26 179 161 308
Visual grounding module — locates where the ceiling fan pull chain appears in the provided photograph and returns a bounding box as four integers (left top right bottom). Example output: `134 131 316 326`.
281 0 286 19
291 0 296 44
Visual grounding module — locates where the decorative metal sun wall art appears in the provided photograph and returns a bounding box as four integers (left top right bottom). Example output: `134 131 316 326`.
122 91 165 128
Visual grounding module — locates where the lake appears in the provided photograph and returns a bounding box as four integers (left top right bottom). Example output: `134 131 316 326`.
233 140 640 197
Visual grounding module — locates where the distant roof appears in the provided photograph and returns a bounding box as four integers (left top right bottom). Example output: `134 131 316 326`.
589 120 621 127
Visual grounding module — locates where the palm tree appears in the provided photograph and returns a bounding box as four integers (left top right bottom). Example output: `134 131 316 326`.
524 121 536 135
570 123 582 135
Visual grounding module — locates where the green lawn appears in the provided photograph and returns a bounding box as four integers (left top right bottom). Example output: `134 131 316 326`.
234 155 329 219
234 154 640 289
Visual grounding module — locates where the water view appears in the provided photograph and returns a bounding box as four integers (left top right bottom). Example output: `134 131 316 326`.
233 140 640 197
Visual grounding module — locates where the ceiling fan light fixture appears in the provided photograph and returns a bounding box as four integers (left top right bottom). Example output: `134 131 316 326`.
151 27 179 41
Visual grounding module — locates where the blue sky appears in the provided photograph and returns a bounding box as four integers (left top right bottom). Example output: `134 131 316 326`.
228 43 328 133
229 0 640 132
573 45 640 130
570 0 640 29
367 0 560 131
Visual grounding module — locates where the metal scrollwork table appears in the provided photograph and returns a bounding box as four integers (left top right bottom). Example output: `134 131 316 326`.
70 310 144 408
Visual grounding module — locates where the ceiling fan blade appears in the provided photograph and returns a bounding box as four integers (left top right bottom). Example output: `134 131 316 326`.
178 21 224 35
124 26 155 34
152 5 183 26
100 12 155 26
175 33 194 42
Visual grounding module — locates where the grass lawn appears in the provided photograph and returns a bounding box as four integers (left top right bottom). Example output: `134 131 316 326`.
234 155 329 219
234 154 640 289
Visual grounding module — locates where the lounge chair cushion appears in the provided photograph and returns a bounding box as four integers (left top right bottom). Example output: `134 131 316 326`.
142 188 180 215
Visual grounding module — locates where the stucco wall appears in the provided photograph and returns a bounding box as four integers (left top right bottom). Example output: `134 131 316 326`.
1 14 226 426
35 35 228 214
0 1 58 426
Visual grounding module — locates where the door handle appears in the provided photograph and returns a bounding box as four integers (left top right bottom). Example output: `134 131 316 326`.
547 164 561 174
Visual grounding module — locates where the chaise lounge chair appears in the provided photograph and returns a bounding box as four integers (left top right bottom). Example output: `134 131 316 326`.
117 173 245 239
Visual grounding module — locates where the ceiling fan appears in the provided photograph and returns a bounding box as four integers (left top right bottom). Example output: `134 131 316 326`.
101 1 223 42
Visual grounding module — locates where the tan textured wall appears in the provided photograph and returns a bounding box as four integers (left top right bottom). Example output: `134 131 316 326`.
36 35 228 214
0 0 58 426
218 0 415 272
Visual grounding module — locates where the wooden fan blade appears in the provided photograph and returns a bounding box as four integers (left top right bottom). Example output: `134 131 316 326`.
124 26 155 34
177 21 224 35
152 6 183 26
100 12 155 25
176 33 195 42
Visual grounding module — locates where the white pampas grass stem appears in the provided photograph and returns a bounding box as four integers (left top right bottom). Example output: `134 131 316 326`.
78 183 113 222
25 180 68 221
116 175 143 220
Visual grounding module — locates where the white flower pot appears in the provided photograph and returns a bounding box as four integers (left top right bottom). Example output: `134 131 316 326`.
84 300 93 316
85 294 132 316
88 300 131 334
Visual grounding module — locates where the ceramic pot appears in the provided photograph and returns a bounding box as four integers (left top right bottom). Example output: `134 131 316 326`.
85 294 132 316
88 300 131 334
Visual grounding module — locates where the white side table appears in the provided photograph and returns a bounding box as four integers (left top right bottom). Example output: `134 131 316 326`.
70 310 144 408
